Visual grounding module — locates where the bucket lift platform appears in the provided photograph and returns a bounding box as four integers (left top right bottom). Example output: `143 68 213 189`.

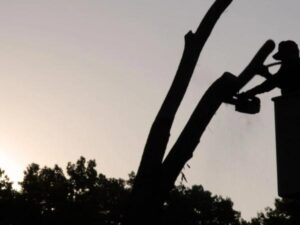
273 93 300 198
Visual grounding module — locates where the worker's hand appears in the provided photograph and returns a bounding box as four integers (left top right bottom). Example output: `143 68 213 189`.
256 64 269 76
237 91 255 99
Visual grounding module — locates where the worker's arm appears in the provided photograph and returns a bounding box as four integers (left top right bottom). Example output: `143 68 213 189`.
255 64 273 79
242 76 279 96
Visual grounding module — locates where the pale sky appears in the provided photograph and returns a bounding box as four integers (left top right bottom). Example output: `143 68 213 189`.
0 0 299 220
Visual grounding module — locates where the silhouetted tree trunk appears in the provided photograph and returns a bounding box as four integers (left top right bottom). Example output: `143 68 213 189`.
124 0 275 224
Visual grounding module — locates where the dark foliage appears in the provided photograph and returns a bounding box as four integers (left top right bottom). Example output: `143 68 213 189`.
247 198 300 225
0 157 297 225
0 157 129 225
163 185 241 225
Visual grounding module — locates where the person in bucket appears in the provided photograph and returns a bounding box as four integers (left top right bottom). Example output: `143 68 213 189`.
241 40 300 97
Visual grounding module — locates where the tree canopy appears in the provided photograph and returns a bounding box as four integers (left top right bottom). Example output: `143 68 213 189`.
0 157 298 225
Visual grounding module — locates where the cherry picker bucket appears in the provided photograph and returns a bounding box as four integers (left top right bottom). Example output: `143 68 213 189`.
273 93 300 198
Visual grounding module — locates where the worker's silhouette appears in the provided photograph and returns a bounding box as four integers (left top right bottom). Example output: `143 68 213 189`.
241 40 300 97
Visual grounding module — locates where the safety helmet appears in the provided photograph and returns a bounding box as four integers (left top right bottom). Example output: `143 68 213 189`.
273 40 299 60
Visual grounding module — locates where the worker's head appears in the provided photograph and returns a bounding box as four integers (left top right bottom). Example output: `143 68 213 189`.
273 40 299 61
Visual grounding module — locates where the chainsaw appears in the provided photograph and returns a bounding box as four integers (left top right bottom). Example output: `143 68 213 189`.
225 62 281 114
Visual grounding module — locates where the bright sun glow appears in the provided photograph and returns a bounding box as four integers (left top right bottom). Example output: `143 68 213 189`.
0 149 23 188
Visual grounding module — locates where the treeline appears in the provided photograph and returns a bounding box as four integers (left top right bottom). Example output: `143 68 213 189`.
0 157 298 225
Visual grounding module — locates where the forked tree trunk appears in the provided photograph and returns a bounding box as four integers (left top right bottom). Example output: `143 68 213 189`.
123 0 275 224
